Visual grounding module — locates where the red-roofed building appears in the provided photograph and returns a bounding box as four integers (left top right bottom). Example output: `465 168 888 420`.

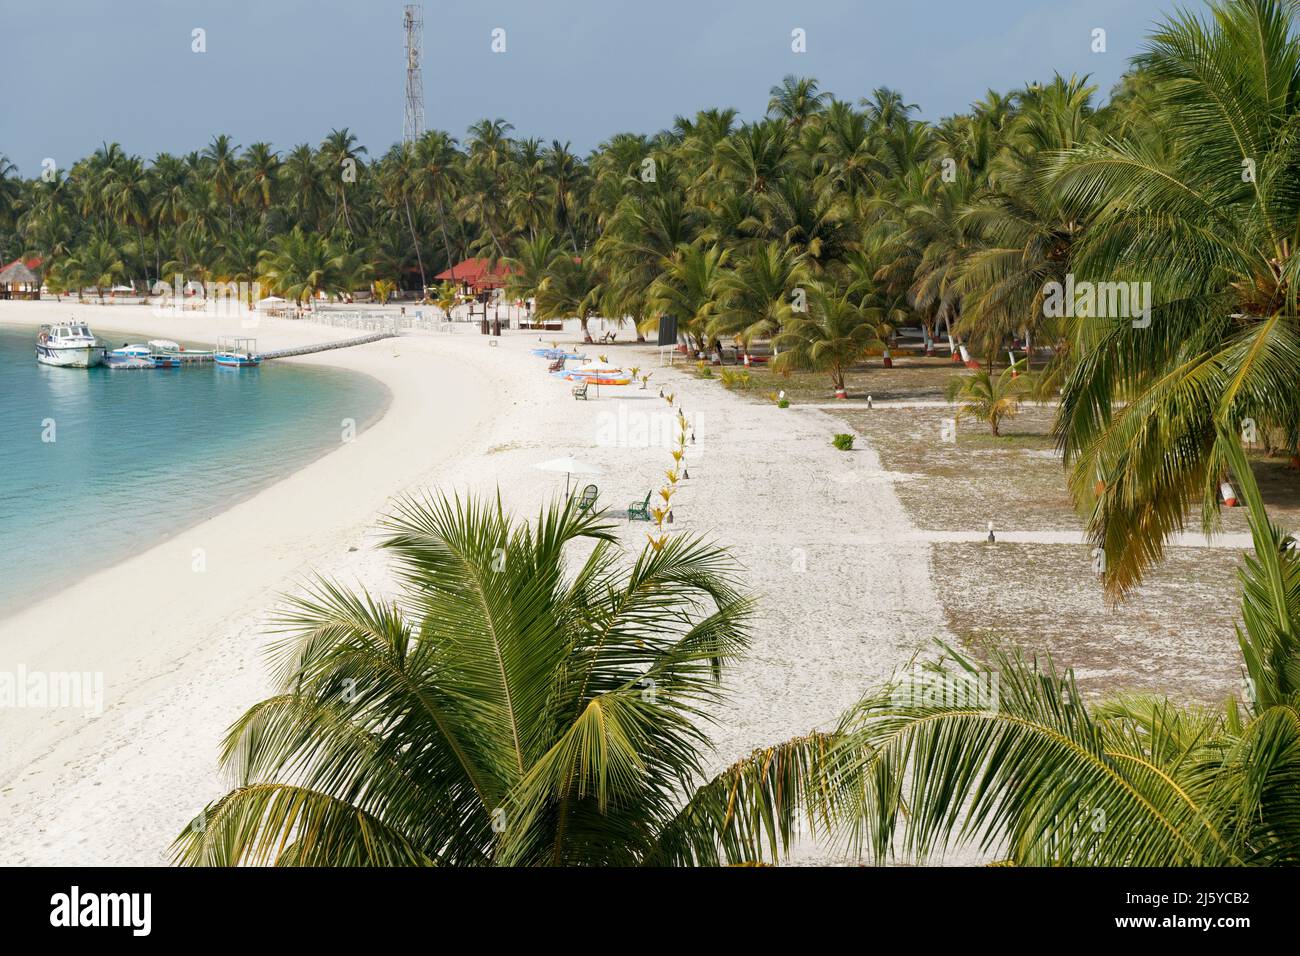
434 257 517 296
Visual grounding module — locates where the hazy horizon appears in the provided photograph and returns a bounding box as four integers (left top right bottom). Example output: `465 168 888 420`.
1 0 1186 176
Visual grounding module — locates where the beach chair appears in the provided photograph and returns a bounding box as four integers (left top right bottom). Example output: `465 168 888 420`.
572 381 589 400
627 491 652 522
575 484 598 513
601 330 617 344
547 358 565 372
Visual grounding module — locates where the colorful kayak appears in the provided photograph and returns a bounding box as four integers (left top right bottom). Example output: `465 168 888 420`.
531 348 588 360
553 369 631 386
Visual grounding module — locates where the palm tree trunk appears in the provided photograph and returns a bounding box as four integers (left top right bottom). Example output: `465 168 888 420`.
436 198 455 269
403 197 426 291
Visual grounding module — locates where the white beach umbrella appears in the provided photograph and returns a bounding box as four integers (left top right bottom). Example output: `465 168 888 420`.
255 296 288 310
532 454 603 496
574 360 623 373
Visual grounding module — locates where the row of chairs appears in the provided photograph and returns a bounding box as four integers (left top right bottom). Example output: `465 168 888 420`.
573 485 654 521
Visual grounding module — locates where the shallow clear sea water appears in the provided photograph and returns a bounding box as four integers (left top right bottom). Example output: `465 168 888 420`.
0 323 389 615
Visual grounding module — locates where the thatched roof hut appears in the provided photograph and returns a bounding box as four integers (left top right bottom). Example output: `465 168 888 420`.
0 257 42 299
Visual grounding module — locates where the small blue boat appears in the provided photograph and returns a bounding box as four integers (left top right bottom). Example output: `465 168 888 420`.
213 337 262 368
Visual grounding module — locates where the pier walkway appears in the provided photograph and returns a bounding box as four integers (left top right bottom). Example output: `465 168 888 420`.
260 331 397 360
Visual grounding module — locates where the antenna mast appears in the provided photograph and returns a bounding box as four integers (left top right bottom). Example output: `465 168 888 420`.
403 5 424 144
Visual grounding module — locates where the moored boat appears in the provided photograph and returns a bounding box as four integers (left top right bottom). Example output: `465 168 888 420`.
36 322 106 368
213 336 262 368
105 344 182 369
149 340 212 364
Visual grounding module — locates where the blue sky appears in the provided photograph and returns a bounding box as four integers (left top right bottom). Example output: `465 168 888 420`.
0 0 1192 176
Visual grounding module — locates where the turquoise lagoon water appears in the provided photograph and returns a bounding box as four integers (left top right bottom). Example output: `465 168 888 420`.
0 324 389 615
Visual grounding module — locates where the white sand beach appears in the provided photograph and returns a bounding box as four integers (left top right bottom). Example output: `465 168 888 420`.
0 301 949 865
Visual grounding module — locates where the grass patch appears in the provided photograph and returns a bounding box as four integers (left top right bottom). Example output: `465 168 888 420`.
935 542 1245 703
728 356 968 404
832 403 1076 530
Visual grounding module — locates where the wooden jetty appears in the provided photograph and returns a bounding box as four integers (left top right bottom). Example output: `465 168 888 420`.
260 331 397 359
168 331 397 363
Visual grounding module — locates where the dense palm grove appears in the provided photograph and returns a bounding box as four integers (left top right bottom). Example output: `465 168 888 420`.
1 0 1297 592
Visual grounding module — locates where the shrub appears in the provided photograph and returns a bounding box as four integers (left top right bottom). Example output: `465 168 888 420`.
720 368 753 390
832 433 855 451
694 361 714 379
777 398 790 409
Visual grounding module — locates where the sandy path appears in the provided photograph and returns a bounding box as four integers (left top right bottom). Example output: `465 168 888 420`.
0 304 951 864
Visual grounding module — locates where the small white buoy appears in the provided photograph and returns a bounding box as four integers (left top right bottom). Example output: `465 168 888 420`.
986 521 996 543
867 395 873 409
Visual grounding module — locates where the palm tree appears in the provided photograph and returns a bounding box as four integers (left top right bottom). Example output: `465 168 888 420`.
318 128 367 232
772 283 888 396
258 227 334 304
1053 0 1300 596
414 130 464 269
102 154 151 282
645 243 727 351
860 86 920 133
544 140 587 250
63 237 125 302
327 239 375 300
378 142 427 290
172 492 832 866
756 175 856 274
238 142 280 215
432 279 458 317
535 252 604 342
945 361 1033 436
767 75 830 127
711 120 792 197
0 153 21 235
503 232 560 309
955 74 1099 366
213 222 266 288
709 241 806 347
281 144 327 229
201 134 241 229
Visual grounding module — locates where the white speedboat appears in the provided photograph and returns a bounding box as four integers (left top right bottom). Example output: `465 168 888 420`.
105 344 156 369
36 322 106 368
